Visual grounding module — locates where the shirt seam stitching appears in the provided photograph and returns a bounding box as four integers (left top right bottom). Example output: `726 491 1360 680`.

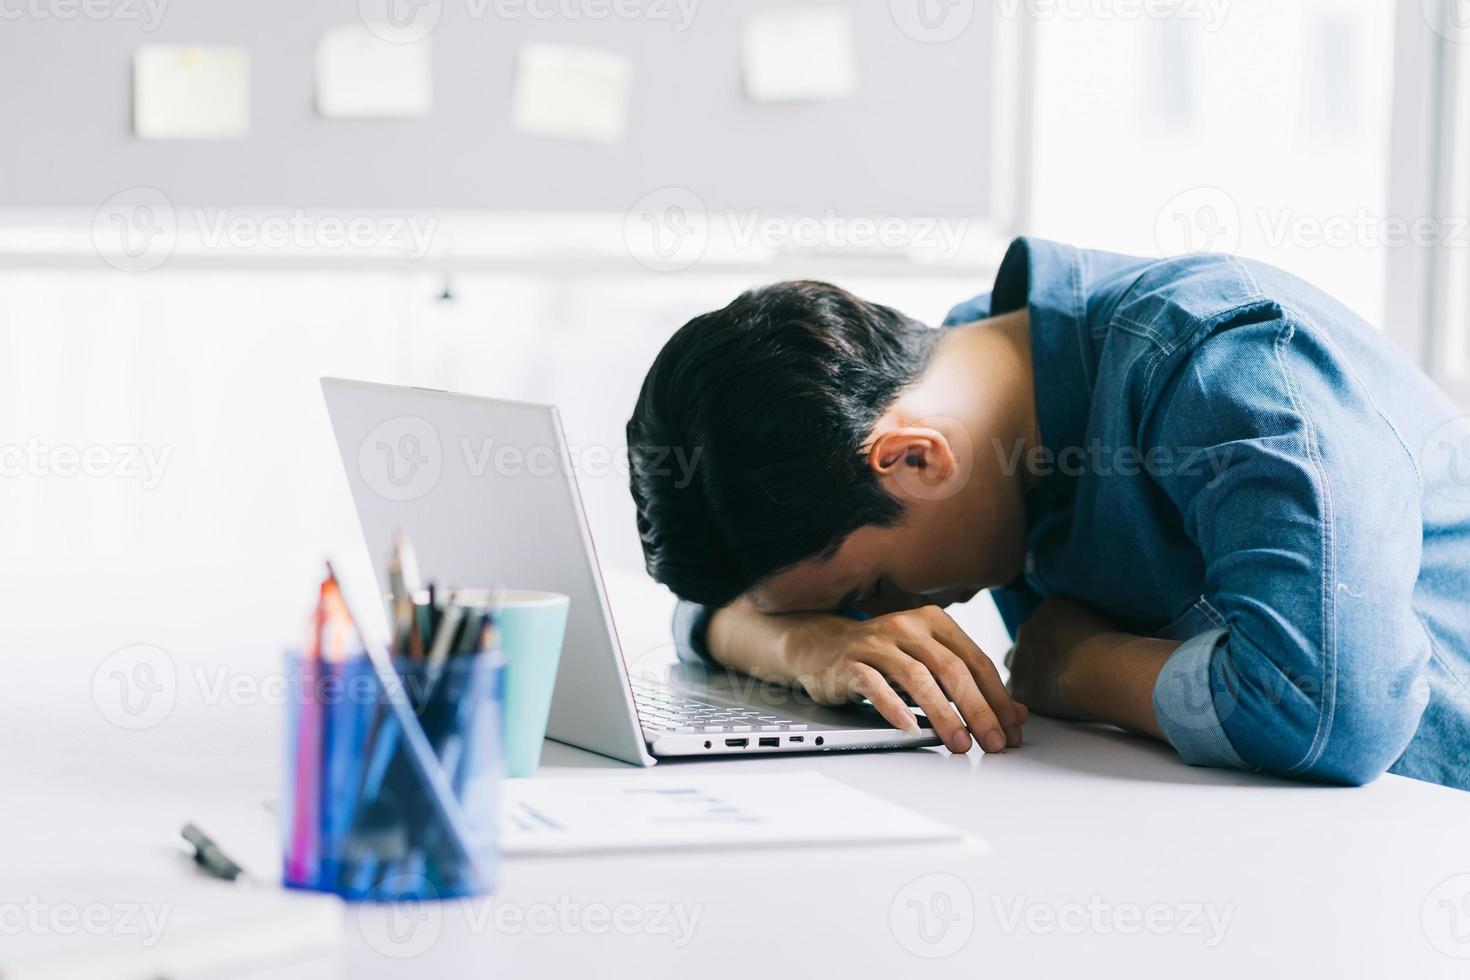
1272 316 1338 775
1069 245 1091 391
1273 303 1426 491
1426 626 1470 698
1133 297 1280 401
1112 314 1170 347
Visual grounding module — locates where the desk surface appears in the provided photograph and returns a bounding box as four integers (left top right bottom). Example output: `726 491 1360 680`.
7 626 1470 979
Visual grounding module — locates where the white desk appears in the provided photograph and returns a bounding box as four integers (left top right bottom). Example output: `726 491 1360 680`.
7 594 1470 980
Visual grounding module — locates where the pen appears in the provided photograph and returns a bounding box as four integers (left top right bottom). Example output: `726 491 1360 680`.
181 822 250 883
388 532 420 658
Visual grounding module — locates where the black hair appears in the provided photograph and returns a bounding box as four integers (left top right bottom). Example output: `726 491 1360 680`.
626 280 939 607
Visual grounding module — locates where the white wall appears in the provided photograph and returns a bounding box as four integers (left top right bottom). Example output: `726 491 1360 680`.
8 0 1462 686
0 257 1014 669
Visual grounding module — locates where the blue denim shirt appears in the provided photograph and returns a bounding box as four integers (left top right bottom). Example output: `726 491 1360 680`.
674 237 1470 790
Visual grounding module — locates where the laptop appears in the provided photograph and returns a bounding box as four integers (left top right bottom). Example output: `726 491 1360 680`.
321 378 941 766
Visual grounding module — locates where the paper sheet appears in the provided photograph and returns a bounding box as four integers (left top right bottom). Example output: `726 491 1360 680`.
134 44 251 140
512 43 632 143
742 7 859 103
501 772 968 855
316 24 433 119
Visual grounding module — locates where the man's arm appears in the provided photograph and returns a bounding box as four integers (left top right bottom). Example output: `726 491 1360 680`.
1006 596 1175 739
1018 314 1430 785
672 596 1029 754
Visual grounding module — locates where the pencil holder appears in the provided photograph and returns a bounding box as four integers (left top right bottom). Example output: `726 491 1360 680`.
280 648 506 901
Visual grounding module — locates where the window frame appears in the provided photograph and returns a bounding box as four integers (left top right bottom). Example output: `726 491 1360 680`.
1387 0 1470 398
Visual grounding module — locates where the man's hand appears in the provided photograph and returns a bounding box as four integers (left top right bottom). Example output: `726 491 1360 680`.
1006 595 1177 738
782 605 1029 754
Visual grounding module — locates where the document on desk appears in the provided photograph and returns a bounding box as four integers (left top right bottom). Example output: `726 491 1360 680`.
501 772 969 856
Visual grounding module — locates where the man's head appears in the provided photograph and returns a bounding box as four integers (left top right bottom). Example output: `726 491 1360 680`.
627 281 1029 616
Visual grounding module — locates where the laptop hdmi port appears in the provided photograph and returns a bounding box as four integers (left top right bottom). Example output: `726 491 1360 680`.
724 737 749 748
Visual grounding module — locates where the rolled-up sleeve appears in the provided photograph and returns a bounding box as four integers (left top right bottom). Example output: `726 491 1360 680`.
1151 627 1244 769
1148 312 1430 786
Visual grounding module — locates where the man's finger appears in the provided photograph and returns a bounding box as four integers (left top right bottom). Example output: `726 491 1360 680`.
878 652 972 754
929 613 1026 744
906 640 1007 753
847 663 920 734
961 647 1024 747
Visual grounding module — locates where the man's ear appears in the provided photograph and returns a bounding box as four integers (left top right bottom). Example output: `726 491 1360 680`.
868 426 957 482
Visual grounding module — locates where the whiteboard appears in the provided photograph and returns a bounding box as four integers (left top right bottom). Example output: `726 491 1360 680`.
0 0 995 215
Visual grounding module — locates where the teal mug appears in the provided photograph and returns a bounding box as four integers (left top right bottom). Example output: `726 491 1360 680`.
458 590 569 777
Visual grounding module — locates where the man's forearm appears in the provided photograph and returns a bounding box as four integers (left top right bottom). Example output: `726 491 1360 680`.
705 597 848 686
1012 597 1177 739
1063 632 1177 739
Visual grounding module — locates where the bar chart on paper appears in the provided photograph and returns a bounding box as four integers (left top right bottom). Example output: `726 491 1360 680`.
499 772 968 856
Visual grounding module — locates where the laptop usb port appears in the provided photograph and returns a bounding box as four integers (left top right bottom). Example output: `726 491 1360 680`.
759 736 780 747
724 737 749 748
788 735 804 743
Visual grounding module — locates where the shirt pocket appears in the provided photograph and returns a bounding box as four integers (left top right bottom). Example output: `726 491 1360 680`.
1154 595 1227 642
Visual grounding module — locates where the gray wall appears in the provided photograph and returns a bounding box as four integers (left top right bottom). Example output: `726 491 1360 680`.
0 0 994 214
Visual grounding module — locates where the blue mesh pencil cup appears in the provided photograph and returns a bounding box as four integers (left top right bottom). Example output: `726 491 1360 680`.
281 647 506 901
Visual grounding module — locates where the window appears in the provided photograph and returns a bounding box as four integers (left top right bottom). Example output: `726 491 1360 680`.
1024 0 1399 328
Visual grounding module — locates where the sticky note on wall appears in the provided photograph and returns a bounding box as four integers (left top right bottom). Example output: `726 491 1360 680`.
742 7 858 103
134 44 251 140
512 43 632 143
316 24 433 119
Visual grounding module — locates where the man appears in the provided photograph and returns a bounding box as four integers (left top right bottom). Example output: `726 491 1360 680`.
626 237 1470 790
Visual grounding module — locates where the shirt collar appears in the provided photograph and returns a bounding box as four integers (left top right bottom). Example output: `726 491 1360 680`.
989 237 1096 500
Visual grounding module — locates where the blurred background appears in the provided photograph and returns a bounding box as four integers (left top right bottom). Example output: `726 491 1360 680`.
2 0 1467 679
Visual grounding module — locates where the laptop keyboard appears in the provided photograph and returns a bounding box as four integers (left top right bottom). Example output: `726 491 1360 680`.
630 679 807 735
